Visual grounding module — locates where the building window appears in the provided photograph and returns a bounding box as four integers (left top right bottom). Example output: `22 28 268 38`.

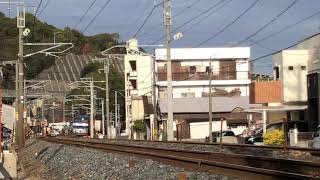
130 80 137 89
273 66 279 79
129 60 137 71
288 66 294 70
189 66 196 74
181 92 195 98
301 66 306 70
206 66 210 73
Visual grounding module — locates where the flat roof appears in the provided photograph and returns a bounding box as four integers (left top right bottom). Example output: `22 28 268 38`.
155 47 250 60
244 105 307 113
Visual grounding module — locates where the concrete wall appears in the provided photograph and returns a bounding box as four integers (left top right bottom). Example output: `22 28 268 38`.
2 104 15 130
131 98 145 121
296 34 320 74
124 54 153 96
190 121 228 139
272 50 309 103
159 85 250 99
124 52 153 135
249 81 281 104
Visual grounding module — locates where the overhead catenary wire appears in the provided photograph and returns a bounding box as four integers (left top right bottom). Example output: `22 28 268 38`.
32 0 43 38
208 35 307 73
38 0 50 17
180 0 233 35
34 0 43 17
235 0 299 46
173 0 201 17
248 9 320 47
73 0 98 30
151 0 228 45
139 0 202 38
132 3 158 38
82 0 113 33
196 0 261 47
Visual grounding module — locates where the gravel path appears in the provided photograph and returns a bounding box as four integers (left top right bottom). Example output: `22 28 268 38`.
18 138 234 180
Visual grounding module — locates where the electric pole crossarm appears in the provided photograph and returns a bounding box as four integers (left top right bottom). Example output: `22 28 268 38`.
23 43 74 58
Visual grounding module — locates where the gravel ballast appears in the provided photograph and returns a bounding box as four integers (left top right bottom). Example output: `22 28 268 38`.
18 138 234 180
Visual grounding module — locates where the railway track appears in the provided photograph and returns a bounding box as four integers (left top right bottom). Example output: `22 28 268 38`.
96 138 320 156
41 137 320 180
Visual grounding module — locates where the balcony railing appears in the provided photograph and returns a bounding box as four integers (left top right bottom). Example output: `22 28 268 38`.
157 71 248 81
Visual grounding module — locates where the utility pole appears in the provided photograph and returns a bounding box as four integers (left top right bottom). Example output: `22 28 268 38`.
114 91 118 137
90 80 94 138
153 55 158 141
62 97 65 122
17 5 25 149
105 60 110 138
208 58 213 142
164 0 173 141
101 99 105 136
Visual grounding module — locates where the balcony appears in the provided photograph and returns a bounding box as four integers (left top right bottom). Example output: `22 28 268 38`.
157 71 246 81
129 71 137 77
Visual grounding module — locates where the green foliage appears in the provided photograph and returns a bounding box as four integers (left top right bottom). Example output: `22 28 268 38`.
133 120 145 132
263 129 285 145
0 12 125 89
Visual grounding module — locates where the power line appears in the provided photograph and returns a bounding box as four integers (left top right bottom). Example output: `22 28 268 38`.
173 0 201 17
151 0 228 45
209 38 302 73
132 4 157 38
38 0 50 17
196 0 261 47
139 0 202 38
248 9 320 47
32 0 43 38
34 0 43 17
82 0 113 33
181 0 233 35
74 0 98 30
236 0 299 46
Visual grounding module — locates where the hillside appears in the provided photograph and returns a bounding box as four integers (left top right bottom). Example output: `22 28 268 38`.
0 12 125 89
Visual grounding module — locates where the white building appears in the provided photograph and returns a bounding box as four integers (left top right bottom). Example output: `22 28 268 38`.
124 39 154 139
272 50 309 103
155 47 252 139
294 33 320 131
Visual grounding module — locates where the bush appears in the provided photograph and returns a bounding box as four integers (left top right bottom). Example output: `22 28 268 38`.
133 120 145 132
263 129 284 145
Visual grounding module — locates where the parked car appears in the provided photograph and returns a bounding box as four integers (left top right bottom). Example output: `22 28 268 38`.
245 121 307 144
206 130 237 143
49 128 60 136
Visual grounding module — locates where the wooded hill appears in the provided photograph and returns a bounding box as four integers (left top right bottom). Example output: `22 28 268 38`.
0 12 125 88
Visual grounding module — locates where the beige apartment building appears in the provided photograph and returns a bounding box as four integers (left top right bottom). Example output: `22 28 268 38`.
124 39 154 139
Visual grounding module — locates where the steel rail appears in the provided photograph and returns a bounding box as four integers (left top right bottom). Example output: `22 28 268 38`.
41 137 320 179
100 138 320 155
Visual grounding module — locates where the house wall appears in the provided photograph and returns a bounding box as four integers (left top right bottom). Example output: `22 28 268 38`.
296 34 320 74
125 54 153 96
272 50 309 103
131 98 145 121
189 121 228 139
189 121 246 139
159 85 249 99
124 50 154 135
2 104 15 130
249 81 281 104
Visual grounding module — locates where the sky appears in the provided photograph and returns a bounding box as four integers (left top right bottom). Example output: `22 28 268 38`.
1 0 320 74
